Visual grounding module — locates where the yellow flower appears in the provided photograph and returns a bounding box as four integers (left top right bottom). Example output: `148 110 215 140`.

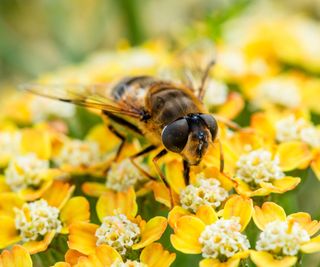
204 131 302 197
251 202 320 267
251 111 320 180
60 243 175 267
68 188 167 257
0 181 90 254
1 153 67 201
0 245 32 267
170 195 253 266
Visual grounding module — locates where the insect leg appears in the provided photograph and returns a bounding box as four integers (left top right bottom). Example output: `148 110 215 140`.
217 138 225 173
107 125 126 162
130 145 158 181
213 114 243 131
183 160 190 185
198 60 215 101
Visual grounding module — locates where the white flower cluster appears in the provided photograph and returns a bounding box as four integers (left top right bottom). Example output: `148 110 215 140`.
95 214 141 255
14 199 62 242
256 220 310 256
180 175 229 212
53 139 105 167
236 149 284 185
111 259 147 267
5 153 49 192
106 159 142 192
254 78 301 108
276 115 320 148
0 131 21 160
204 79 228 107
30 96 75 122
199 217 250 259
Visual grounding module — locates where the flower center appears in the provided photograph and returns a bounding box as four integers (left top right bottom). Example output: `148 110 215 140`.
106 159 143 192
53 139 105 167
5 153 49 192
256 220 310 256
199 217 250 259
180 175 229 212
14 199 62 242
111 259 148 267
235 149 284 186
276 115 320 148
95 214 140 255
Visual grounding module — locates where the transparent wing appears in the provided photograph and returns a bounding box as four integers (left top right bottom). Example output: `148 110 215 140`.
20 83 142 118
162 39 216 100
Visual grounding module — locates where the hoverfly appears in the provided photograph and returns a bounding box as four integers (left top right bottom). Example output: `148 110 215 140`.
21 42 226 191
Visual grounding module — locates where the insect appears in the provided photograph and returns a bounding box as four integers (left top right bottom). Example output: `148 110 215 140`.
21 43 226 193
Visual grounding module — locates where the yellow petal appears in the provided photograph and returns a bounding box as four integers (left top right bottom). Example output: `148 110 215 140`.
94 245 122 266
82 182 109 197
300 235 320 253
96 187 137 221
140 243 176 267
68 222 99 255
42 181 75 209
250 251 297 267
145 181 171 208
20 129 51 159
311 151 320 181
0 216 21 249
19 179 53 201
217 92 244 120
170 216 205 254
0 175 11 193
52 263 71 267
0 193 24 217
277 141 312 171
65 249 86 266
165 159 186 194
250 112 275 141
253 202 286 231
234 178 270 197
133 216 167 249
222 195 253 231
0 245 32 267
260 177 300 193
60 197 90 231
287 212 320 236
23 231 55 254
201 167 234 191
200 258 240 267
196 205 218 225
168 206 190 229
86 124 120 153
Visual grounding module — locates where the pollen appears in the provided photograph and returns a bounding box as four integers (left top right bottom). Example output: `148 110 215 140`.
111 259 147 267
14 199 62 242
5 153 49 192
95 214 141 255
199 217 250 259
53 139 106 167
180 175 229 213
106 159 143 192
276 115 320 148
235 149 284 185
256 220 310 256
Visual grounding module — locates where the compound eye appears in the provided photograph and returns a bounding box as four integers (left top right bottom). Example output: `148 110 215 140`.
199 114 218 141
161 119 189 153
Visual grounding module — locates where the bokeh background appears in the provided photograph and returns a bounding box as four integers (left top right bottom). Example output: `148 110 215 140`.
1 0 320 84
